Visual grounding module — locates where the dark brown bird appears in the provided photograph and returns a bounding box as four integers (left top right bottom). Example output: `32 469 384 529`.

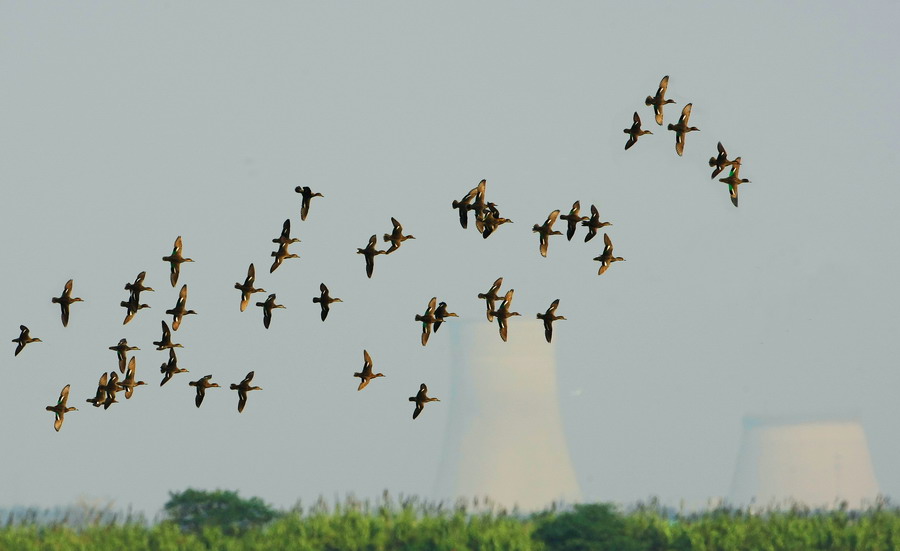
532 210 562 258
120 293 150 325
312 283 342 321
272 218 301 247
103 371 120 410
255 293 285 329
153 321 182 351
109 338 139 373
536 299 567 343
667 103 699 156
230 371 262 413
12 325 41 356
159 348 188 386
451 184 479 229
116 357 146 399
165 284 197 331
477 277 504 322
234 263 265 312
645 75 676 125
414 297 439 346
489 289 521 342
481 202 513 239
383 217 415 254
124 271 154 300
189 375 220 408
270 242 300 273
718 158 750 207
559 201 588 241
581 204 612 243
51 279 83 327
46 384 76 432
624 111 652 150
709 141 737 179
162 236 194 287
409 383 439 420
433 301 458 333
86 372 108 408
593 233 625 275
353 349 385 391
356 235 385 279
294 186 323 221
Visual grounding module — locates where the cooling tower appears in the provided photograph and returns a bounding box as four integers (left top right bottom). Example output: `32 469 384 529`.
434 319 581 510
729 414 879 509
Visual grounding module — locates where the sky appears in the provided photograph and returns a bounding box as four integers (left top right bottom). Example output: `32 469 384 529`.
1 1 899 516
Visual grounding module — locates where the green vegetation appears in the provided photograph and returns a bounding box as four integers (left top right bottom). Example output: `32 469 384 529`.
2 493 900 550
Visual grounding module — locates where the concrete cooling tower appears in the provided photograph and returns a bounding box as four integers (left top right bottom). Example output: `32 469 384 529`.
434 319 581 511
729 414 879 509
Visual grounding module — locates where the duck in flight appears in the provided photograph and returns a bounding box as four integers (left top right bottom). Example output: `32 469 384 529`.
409 383 439 420
256 293 285 329
478 277 504 322
667 103 699 156
559 201 588 241
645 75 675 125
189 375 220 408
153 321 182 351
624 111 652 150
230 371 262 413
718 158 750 207
312 283 342 321
433 301 458 333
159 348 188 386
581 204 612 243
120 293 150 325
489 289 521 342
536 299 567 343
294 186 323 221
593 233 625 275
51 279 83 327
414 297 439 346
383 217 415 254
353 349 385 391
12 325 41 356
709 141 737 179
166 284 197 331
162 236 194 287
234 263 265 312
357 235 385 279
116 357 146 399
86 373 109 408
109 338 139 373
533 210 562 257
46 384 76 431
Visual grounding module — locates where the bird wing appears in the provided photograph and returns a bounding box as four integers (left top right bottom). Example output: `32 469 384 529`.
412 403 423 419
546 209 560 227
281 219 291 240
657 75 669 97
625 134 637 150
680 103 692 124
59 384 71 407
320 282 328 293
717 141 726 155
173 236 183 254
247 263 256 284
544 318 553 343
64 279 73 295
60 303 70 328
603 233 613 254
548 299 560 314
363 349 372 369
320 302 329 321
237 390 247 412
539 233 548 257
675 133 685 156
365 253 374 278
391 217 401 231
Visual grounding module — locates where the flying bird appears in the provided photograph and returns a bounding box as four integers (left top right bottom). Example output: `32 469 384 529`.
153 321 182 351
559 201 588 241
272 218 301 247
51 279 83 327
12 325 41 356
718 158 750 207
108 338 139 373
581 204 612 243
645 75 676 125
102 371 120 410
709 141 737 179
593 233 625 275
667 103 699 156
116 357 146 399
433 301 458 333
312 283 342 321
234 263 265 312
162 236 194 287
624 111 652 150
489 289 521 342
189 375 220 408
230 371 262 413
86 372 109 408
159 348 188 386
477 277 504 322
270 242 299 273
165 284 197 331
383 217 415 254
451 184 479 229
294 186 323 221
353 349 385 391
414 297 439 346
124 271 154 299
46 384 76 432
255 293 285 329
536 299 567 343
532 210 562 257
120 293 150 325
356 235 385 279
409 383 439 420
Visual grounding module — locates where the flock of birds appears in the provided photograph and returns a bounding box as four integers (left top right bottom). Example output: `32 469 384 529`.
16 75 752 430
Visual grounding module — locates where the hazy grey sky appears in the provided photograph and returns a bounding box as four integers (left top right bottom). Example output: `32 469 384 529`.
2 2 898 515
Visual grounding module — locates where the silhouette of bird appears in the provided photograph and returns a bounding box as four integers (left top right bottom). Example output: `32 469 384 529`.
86 372 108 408
433 302 458 333
102 371 120 410
709 141 737 179
272 218 301 247
124 271 154 299
667 103 699 156
383 217 415 254
478 277 504 322
162 236 193 287
230 371 262 413
356 235 385 279
481 202 513 239
109 338 139 373
718 158 750 207
46 384 76 431
559 201 588 241
354 349 385 391
312 283 342 321
159 348 188 386
294 186 323 220
409 383 439 420
451 184 480 229
51 279 83 327
189 375 220 408
536 299 567 343
116 357 146 399
581 204 612 243
270 242 299 273
12 325 41 356
645 75 676 125
234 263 265 312
120 293 150 325
593 233 625 275
255 293 285 329
165 284 197 331
489 289 521 342
414 297 439 346
532 210 562 257
153 321 182 351
624 111 652 150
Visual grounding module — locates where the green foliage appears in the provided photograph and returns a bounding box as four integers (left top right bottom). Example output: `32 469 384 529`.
533 503 644 551
162 488 280 536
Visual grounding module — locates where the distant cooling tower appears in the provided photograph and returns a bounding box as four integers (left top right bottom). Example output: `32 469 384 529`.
434 320 581 511
729 414 879 508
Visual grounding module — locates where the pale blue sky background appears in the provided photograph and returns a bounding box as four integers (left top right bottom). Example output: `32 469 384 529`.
1 2 899 515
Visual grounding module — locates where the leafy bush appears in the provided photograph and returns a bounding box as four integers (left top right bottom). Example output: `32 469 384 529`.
162 488 280 536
